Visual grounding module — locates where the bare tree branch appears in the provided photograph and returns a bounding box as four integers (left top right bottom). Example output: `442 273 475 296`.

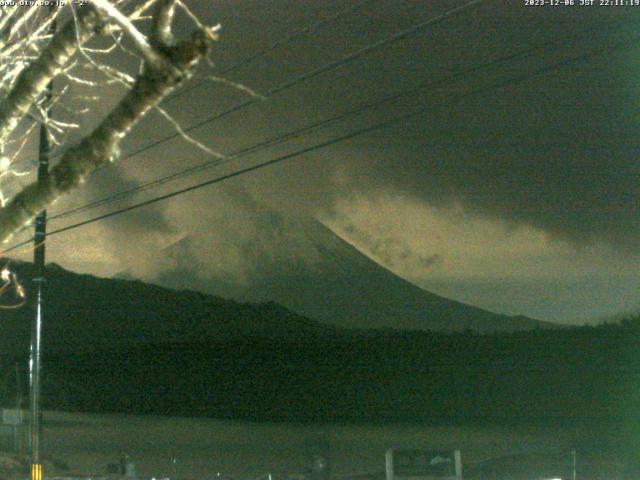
0 18 218 242
89 0 167 69
0 6 104 147
152 0 177 47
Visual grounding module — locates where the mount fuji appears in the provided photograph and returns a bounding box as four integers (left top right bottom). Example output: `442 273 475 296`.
147 218 554 333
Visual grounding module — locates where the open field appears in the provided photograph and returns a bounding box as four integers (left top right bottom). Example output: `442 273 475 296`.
32 411 622 480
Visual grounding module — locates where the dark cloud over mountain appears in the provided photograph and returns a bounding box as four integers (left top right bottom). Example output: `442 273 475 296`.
22 1 639 323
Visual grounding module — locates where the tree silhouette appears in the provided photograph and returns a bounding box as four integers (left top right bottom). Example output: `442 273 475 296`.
0 0 219 243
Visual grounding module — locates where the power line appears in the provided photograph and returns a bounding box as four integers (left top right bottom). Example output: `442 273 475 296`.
5 30 639 256
46 16 640 223
76 9 640 181
5 0 481 217
164 0 378 103
0 0 487 247
0 110 445 255
11 0 379 171
17 0 635 184
4 6 640 254
89 0 485 169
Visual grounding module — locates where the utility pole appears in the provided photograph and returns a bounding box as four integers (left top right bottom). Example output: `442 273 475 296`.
30 16 54 478
30 108 50 480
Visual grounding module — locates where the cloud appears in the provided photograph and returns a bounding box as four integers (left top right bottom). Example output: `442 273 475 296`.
44 167 178 278
325 194 640 323
15 0 637 324
194 1 640 251
342 222 441 272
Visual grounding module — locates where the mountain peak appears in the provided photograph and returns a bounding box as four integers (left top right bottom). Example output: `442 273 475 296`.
141 217 555 333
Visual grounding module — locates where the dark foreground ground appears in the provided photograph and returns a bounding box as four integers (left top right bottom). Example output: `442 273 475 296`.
0 411 632 480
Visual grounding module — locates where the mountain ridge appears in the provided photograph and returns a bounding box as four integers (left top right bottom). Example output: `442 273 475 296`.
0 260 342 355
148 218 557 333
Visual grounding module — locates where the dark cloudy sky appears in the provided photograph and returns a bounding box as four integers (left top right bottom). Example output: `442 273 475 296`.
8 0 640 324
